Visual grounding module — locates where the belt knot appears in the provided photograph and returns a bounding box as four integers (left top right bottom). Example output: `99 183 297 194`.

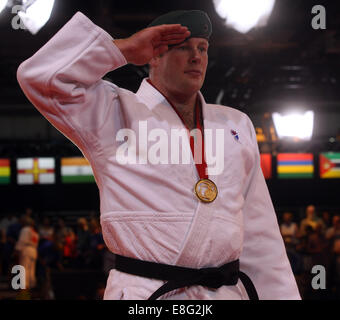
198 267 225 288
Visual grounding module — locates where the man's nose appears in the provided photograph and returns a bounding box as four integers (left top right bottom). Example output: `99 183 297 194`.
189 48 201 63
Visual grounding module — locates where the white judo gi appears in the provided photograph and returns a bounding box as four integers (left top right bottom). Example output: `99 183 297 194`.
15 226 39 289
17 12 301 300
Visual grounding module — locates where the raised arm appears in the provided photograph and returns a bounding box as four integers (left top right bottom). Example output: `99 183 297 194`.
17 11 189 152
115 24 190 65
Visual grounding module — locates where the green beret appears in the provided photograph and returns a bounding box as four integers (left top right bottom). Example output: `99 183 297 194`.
148 10 212 41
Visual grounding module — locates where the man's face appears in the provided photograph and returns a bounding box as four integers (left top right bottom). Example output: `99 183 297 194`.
306 205 315 218
283 212 292 223
152 37 209 97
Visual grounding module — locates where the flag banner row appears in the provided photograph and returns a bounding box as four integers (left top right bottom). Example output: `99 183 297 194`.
0 153 340 185
259 152 340 179
0 157 94 185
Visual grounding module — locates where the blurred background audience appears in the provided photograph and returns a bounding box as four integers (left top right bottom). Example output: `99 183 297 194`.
0 204 339 300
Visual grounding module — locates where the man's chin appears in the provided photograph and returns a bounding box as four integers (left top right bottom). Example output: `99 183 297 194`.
182 80 203 93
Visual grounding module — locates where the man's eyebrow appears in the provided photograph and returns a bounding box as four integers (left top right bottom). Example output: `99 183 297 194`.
172 41 187 47
198 41 209 47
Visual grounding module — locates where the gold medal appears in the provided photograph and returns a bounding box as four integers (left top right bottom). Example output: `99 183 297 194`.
194 179 218 203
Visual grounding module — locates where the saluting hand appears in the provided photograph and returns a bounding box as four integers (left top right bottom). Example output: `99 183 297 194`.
114 24 190 65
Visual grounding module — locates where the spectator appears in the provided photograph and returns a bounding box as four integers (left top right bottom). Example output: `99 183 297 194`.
1 212 18 274
280 211 299 246
305 224 328 257
280 212 303 276
299 205 325 238
325 215 340 241
36 232 63 299
6 215 23 244
38 232 64 271
2 214 24 278
63 227 77 264
24 208 34 220
321 211 332 230
38 217 54 243
331 219 340 293
14 217 39 289
0 212 18 234
87 218 105 268
76 217 90 266
296 223 331 299
55 218 70 250
328 217 340 263
325 217 340 299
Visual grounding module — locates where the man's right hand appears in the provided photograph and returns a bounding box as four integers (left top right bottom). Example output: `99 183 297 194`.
114 24 190 65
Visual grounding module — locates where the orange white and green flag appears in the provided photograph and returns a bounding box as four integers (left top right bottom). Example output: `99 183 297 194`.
0 159 10 184
320 152 340 178
61 157 95 183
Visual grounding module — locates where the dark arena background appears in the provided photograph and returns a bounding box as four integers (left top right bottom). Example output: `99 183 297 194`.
0 0 340 301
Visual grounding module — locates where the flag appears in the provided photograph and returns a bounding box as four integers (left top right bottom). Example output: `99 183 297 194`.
320 152 340 178
17 158 55 184
0 159 10 184
61 157 95 183
260 154 272 179
277 153 313 178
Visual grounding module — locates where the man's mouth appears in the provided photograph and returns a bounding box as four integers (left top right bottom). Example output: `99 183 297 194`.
184 70 202 77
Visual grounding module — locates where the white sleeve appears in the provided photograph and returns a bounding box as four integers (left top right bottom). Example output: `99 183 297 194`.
239 115 301 299
17 11 127 154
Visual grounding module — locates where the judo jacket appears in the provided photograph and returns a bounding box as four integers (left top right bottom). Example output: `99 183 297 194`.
15 226 39 260
17 12 301 300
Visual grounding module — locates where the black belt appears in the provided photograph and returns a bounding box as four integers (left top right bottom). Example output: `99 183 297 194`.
115 255 259 300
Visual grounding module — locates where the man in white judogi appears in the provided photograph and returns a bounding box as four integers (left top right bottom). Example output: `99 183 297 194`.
15 217 39 289
17 10 301 299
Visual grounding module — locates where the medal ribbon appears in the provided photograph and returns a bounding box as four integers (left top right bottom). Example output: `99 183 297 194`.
192 99 208 179
171 99 208 179
147 79 208 179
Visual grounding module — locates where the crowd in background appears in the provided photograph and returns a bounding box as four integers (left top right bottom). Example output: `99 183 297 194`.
0 205 339 300
279 205 340 299
0 208 115 299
